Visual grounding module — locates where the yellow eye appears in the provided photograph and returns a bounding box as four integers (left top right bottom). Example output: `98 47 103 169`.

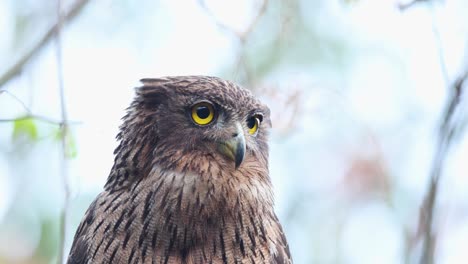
191 102 215 125
247 115 261 135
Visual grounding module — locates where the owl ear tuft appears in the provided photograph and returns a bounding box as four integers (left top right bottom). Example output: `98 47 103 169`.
139 78 171 86
134 83 172 108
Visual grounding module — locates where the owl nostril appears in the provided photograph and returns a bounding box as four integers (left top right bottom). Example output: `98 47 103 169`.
232 132 238 138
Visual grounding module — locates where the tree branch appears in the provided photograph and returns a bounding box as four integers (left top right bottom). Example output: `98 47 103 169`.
0 0 90 88
398 0 429 11
418 71 467 264
0 89 80 125
197 0 269 87
197 0 268 41
54 0 71 263
0 115 65 125
0 89 31 113
399 1 467 263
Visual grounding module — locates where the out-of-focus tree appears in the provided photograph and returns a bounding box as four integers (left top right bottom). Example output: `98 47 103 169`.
1 0 467 263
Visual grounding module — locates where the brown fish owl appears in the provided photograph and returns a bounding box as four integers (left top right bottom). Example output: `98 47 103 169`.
67 76 292 264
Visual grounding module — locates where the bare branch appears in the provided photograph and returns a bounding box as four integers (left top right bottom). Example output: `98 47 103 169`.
0 0 90 88
197 0 268 42
55 0 71 263
0 89 32 114
0 115 67 125
0 88 80 125
197 0 269 87
418 70 467 264
399 1 468 262
239 0 268 42
428 5 450 87
197 0 240 38
398 0 429 11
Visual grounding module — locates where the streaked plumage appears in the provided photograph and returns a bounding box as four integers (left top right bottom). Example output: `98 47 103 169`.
67 76 292 264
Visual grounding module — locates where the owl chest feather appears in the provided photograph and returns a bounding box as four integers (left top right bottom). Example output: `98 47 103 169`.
77 169 284 264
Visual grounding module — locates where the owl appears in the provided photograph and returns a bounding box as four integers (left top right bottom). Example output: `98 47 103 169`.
67 76 292 263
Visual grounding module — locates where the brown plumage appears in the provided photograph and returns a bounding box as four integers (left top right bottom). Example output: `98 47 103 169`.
67 76 292 264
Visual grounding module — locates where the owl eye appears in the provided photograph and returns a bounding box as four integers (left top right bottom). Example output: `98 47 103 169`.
247 115 262 135
191 102 215 125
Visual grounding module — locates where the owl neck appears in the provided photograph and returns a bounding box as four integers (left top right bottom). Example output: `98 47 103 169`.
147 164 275 220
126 166 277 260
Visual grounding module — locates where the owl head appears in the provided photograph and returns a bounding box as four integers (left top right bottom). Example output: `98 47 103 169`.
106 76 272 190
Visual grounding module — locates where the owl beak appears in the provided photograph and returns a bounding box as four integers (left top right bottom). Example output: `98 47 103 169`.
217 124 246 169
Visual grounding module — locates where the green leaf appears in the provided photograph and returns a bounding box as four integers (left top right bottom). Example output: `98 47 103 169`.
66 134 78 159
12 117 38 141
53 126 63 141
54 127 78 159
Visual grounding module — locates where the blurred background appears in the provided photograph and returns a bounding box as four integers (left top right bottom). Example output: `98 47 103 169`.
0 0 468 263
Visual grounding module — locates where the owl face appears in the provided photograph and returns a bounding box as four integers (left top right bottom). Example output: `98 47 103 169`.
135 76 271 172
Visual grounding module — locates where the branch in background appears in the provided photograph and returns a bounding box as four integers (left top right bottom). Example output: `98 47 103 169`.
397 0 429 11
197 0 239 38
411 0 450 87
0 89 80 125
0 0 90 88
419 70 467 264
197 0 268 42
239 0 268 43
0 115 64 125
440 71 468 136
54 0 71 263
400 2 467 263
0 89 30 113
197 0 269 86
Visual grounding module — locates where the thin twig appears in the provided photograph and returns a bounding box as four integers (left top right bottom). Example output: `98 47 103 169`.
0 89 32 114
399 1 467 263
0 90 81 125
0 115 66 125
428 4 449 86
240 0 268 42
0 0 90 88
197 0 269 87
197 0 268 41
55 0 71 263
398 0 429 11
197 0 240 38
419 71 467 264
234 51 253 87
